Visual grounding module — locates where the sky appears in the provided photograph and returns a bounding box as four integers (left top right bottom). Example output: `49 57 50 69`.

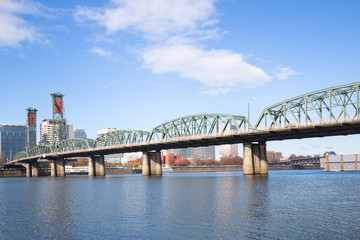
1 0 360 157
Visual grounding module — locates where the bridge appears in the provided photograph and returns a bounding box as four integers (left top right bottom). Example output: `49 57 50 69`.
5 82 360 177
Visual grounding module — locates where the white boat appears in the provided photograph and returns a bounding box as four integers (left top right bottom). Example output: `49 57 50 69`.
162 164 173 173
65 166 89 175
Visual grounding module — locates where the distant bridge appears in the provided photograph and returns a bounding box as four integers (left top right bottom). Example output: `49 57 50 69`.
6 82 360 177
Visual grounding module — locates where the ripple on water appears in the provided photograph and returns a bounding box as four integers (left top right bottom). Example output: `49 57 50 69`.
0 170 359 239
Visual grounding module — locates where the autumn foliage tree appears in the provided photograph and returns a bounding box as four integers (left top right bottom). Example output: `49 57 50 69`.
219 155 243 165
174 158 191 166
124 158 142 167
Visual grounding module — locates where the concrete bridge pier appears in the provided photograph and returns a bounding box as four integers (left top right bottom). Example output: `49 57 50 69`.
243 143 254 175
50 160 65 177
142 150 162 176
142 152 150 176
243 142 268 175
32 163 39 177
21 163 39 177
95 155 105 176
89 156 105 176
259 142 268 174
50 161 57 177
56 160 65 177
23 163 32 178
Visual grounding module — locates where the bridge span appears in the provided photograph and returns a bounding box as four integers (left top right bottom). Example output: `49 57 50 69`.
5 82 360 177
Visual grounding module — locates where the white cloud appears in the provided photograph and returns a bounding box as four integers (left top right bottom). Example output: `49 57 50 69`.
75 0 274 90
74 0 217 39
274 67 301 80
142 44 271 87
90 46 115 60
0 0 47 47
201 87 232 96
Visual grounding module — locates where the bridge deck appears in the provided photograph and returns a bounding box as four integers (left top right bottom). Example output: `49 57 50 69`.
6 120 360 165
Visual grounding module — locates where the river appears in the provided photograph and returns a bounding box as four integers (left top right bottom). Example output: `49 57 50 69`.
0 170 359 239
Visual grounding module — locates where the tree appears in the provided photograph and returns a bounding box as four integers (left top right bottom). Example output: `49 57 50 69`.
124 158 141 167
175 158 191 166
168 155 176 166
219 155 242 165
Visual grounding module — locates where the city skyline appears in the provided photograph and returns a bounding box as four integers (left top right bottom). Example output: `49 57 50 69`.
1 0 360 157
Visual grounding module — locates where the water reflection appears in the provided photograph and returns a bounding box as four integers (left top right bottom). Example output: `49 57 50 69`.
243 175 269 239
0 171 359 239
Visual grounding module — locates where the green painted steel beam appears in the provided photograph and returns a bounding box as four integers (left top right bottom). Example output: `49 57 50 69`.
255 82 360 128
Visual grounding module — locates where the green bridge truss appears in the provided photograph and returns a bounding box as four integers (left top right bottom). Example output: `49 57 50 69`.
56 138 97 152
148 114 251 142
11 82 360 161
255 82 360 129
96 129 151 147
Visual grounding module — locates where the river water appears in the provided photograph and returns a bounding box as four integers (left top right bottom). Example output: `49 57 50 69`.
0 170 359 239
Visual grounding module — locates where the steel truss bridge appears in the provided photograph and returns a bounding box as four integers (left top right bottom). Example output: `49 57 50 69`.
7 82 360 165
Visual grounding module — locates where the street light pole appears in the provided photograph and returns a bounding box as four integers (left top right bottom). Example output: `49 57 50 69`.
248 102 250 132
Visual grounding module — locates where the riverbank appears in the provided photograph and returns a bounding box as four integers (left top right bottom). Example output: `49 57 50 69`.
0 168 25 177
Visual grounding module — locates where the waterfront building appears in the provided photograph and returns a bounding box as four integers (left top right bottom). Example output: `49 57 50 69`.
0 124 26 162
74 129 87 139
162 153 183 165
267 151 283 163
219 125 239 157
219 144 238 157
325 153 359 171
165 148 192 159
40 119 73 144
119 152 142 164
191 146 216 159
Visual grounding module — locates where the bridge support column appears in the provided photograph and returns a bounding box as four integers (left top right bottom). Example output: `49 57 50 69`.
56 160 65 177
155 150 162 175
243 142 268 175
142 151 162 176
89 156 95 176
150 152 157 175
142 152 150 176
95 155 105 177
259 142 268 174
32 163 39 177
51 161 57 177
243 143 254 175
24 163 32 178
252 144 261 174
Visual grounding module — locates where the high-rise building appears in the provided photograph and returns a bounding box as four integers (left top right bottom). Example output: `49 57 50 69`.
40 119 73 144
0 124 26 162
74 129 87 139
191 146 216 159
219 125 238 157
66 124 74 139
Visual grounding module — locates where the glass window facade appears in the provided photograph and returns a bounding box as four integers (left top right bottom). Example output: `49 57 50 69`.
0 125 26 162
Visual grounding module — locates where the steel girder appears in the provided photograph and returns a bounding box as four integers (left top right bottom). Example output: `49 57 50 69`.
96 130 151 147
28 144 52 156
12 151 28 161
55 138 97 152
148 114 251 142
255 82 360 129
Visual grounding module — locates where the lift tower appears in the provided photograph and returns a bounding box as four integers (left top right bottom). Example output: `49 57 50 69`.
26 107 37 152
51 92 67 146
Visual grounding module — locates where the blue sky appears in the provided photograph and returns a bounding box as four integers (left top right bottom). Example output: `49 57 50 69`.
1 0 360 157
